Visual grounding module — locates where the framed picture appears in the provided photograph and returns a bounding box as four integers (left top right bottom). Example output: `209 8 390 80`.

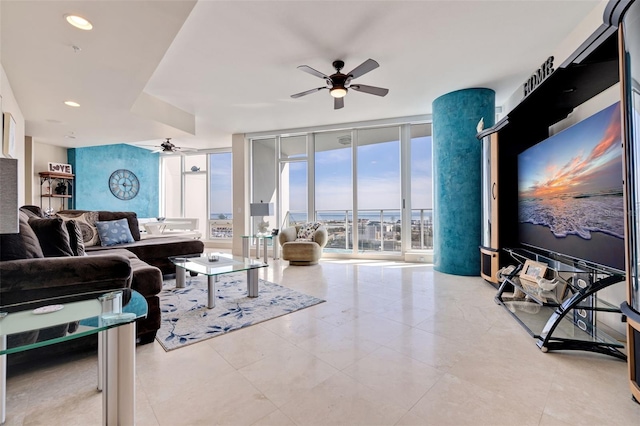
519 259 547 283
3 112 16 158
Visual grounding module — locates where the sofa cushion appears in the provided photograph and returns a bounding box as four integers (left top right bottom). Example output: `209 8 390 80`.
0 234 28 261
18 210 44 258
28 217 74 257
96 218 135 247
65 220 86 256
58 210 142 241
57 211 100 246
84 236 204 275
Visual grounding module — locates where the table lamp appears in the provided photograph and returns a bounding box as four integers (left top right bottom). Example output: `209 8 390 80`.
250 201 274 236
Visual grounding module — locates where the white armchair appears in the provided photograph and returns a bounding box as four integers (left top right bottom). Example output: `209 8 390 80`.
278 223 328 265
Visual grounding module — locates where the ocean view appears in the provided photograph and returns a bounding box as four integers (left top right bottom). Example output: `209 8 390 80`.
210 210 433 223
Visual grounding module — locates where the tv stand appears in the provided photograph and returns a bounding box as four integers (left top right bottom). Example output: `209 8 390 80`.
496 248 626 360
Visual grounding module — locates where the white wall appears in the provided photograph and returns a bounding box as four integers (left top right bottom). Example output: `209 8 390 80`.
503 1 610 115
1 64 26 206
30 141 68 205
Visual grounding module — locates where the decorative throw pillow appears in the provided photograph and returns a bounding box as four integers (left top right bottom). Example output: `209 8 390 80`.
96 218 135 247
64 219 86 256
296 222 321 240
57 211 100 246
27 217 74 257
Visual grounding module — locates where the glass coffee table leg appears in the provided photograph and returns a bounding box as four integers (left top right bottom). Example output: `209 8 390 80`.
207 276 216 308
176 265 186 288
247 268 259 297
242 238 249 258
1 336 6 424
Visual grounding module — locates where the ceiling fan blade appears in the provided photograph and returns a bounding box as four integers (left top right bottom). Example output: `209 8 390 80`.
291 87 327 98
334 97 344 110
176 146 198 152
297 65 330 80
350 84 389 97
150 148 163 153
347 59 379 79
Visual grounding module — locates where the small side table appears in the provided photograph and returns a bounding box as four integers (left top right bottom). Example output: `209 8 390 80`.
0 289 147 426
241 235 277 261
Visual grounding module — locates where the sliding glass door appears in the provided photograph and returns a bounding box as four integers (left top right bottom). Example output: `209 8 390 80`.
249 118 433 259
357 126 401 253
315 131 354 252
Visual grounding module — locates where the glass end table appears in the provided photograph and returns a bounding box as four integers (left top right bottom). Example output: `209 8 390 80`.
0 289 147 425
241 234 278 261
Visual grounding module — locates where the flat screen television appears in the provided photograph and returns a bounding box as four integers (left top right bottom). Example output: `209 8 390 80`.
518 102 625 273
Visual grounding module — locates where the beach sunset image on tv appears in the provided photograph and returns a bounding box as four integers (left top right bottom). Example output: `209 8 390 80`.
518 102 625 272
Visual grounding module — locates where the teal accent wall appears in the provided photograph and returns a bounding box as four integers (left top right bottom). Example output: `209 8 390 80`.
432 88 495 275
68 144 159 217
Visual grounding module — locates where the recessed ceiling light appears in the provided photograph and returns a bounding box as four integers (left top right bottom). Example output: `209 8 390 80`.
65 14 93 30
64 101 81 107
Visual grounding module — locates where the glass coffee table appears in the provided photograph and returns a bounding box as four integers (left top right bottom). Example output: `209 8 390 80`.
0 289 147 425
169 253 268 309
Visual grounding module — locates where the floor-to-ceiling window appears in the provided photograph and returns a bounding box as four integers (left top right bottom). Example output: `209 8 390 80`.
209 152 233 239
249 116 432 259
251 138 277 235
410 124 433 249
280 135 308 225
160 150 233 242
357 126 401 253
315 131 353 252
183 154 208 238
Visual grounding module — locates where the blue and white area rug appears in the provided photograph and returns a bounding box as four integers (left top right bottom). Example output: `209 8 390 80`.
156 274 325 351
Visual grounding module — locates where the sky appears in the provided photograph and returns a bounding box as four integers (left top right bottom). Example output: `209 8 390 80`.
518 102 622 198
209 136 433 216
290 136 432 212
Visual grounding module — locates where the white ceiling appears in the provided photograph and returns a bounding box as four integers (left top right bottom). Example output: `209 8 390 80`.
1 0 602 151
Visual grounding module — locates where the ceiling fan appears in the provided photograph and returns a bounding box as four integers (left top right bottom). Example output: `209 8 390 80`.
147 138 197 154
291 59 389 110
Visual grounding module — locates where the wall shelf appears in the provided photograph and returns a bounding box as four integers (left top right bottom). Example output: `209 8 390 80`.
39 172 74 213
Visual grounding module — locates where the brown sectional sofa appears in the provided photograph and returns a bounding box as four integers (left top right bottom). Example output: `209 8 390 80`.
0 207 204 349
58 209 205 275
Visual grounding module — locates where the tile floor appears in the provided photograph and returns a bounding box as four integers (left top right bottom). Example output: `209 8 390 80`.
5 259 640 425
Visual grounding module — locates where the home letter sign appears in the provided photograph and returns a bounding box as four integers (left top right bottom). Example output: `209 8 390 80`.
523 56 554 97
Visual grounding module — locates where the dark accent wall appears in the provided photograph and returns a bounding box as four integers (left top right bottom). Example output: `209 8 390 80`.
67 144 159 217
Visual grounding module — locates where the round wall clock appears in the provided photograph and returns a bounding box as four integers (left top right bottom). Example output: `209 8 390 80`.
109 169 140 200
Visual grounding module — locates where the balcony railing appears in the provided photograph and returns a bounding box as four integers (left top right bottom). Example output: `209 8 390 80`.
284 209 433 252
205 208 434 252
209 217 233 239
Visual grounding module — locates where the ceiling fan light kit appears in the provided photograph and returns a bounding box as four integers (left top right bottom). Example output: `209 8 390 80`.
292 58 388 109
330 87 347 98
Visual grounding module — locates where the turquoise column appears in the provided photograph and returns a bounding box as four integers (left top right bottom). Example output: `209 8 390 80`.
432 88 495 275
